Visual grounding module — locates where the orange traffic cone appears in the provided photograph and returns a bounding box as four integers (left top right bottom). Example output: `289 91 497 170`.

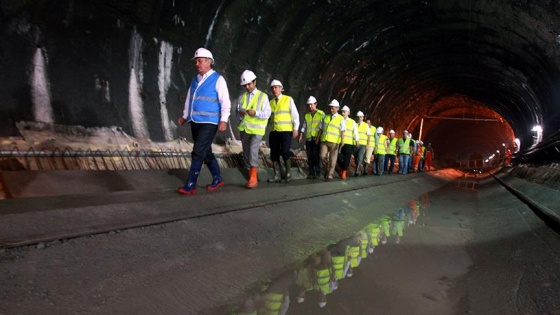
246 167 258 188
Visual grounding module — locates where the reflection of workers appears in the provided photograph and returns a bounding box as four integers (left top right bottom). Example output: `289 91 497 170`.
392 207 406 244
337 106 359 179
299 96 325 179
320 100 345 181
236 70 271 188
268 80 300 183
353 111 370 176
178 48 231 195
313 249 336 308
257 271 293 315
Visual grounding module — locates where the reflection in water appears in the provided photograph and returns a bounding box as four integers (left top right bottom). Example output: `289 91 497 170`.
230 194 431 314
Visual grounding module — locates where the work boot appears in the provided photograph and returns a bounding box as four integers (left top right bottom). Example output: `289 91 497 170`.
267 161 281 183
284 158 292 182
341 170 347 179
279 159 287 180
206 159 224 191
178 160 202 195
363 163 369 175
354 165 361 177
246 167 258 188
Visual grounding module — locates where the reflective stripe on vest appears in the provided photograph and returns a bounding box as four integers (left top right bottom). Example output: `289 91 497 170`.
264 293 284 315
357 122 369 145
331 256 346 280
375 134 388 154
343 118 356 145
347 245 360 267
304 110 324 139
270 95 293 132
316 268 332 294
321 114 344 144
398 138 411 154
188 72 221 124
388 137 398 154
237 90 267 135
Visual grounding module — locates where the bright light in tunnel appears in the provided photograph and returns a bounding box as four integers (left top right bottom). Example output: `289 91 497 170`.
531 125 543 147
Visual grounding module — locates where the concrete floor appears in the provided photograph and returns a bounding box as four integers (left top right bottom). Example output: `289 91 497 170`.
1 170 559 314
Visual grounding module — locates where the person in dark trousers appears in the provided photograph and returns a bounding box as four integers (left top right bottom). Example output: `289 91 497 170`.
177 48 231 195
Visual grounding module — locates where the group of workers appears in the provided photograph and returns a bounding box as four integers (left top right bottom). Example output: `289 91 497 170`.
176 47 434 195
233 195 430 314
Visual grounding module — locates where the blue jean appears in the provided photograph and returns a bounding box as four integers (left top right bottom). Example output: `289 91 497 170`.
399 154 410 174
353 145 366 173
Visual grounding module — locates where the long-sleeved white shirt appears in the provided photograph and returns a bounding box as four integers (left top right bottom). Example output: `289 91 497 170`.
182 69 231 123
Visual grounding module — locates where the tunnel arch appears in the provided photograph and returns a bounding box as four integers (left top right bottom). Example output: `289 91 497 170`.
209 0 560 162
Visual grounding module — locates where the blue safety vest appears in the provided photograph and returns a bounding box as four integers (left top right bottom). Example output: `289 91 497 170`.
188 72 221 124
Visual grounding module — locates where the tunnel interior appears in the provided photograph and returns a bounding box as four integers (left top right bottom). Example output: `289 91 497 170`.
1 0 560 164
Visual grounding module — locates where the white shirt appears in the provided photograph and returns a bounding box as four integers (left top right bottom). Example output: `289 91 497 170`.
182 69 231 123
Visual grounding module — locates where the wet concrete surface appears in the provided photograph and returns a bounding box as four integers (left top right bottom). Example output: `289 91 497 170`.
1 170 559 314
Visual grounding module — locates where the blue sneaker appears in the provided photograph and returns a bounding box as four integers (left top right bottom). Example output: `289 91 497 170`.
206 177 224 191
178 182 197 195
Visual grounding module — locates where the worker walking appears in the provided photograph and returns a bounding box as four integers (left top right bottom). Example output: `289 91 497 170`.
363 120 376 175
236 70 271 188
384 130 397 174
320 99 345 181
337 105 359 179
268 80 300 183
299 96 325 179
397 130 413 175
177 48 231 195
353 111 370 176
374 127 388 176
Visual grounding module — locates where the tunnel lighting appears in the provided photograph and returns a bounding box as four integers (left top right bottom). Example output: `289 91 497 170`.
531 125 543 147
496 150 500 153
531 125 542 132
502 143 506 147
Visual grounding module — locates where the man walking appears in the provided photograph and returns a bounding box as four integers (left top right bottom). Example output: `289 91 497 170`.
320 100 345 181
299 96 325 179
236 70 271 188
268 80 300 183
177 48 231 195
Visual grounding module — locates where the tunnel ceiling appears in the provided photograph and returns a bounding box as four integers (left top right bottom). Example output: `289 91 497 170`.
211 0 560 160
1 0 560 162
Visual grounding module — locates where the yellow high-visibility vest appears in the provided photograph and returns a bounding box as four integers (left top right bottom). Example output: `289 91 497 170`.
398 138 411 154
343 118 356 145
237 90 268 135
321 114 344 144
388 137 398 154
304 109 324 139
270 95 294 132
375 134 388 154
357 122 369 145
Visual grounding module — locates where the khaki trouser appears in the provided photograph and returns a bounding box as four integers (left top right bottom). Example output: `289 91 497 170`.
320 141 339 178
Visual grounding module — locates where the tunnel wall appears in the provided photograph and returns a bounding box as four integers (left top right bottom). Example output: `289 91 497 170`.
1 0 560 161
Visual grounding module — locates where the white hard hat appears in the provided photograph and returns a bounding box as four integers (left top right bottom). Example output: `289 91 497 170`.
328 99 340 107
297 297 305 303
240 70 256 85
318 301 327 308
270 79 283 88
403 130 408 134
407 133 412 138
307 96 317 104
389 129 395 134
376 126 384 133
357 111 364 117
192 48 214 63
341 105 350 112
